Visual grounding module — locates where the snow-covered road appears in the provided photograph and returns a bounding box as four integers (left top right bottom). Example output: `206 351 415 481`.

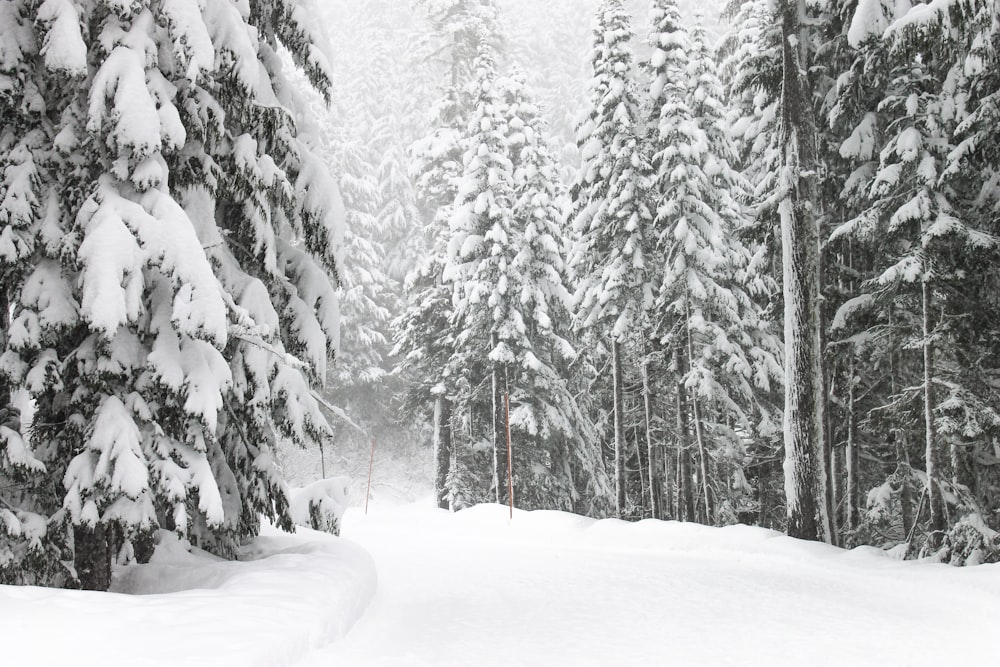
299 503 1000 667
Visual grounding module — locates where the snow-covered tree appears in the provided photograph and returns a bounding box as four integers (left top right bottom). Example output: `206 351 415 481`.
647 7 781 525
394 0 504 510
829 0 1000 558
444 51 521 506
570 0 653 518
0 0 343 589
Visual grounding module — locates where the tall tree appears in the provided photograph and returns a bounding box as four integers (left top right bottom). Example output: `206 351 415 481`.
771 0 831 542
571 0 652 518
0 0 343 588
444 50 520 505
394 0 503 510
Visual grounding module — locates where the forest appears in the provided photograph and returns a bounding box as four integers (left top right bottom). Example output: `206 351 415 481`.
1 0 999 595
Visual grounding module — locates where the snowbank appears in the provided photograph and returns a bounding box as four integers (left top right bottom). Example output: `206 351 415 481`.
1 524 376 667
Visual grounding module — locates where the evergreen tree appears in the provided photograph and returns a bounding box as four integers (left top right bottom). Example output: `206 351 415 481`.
831 0 1000 558
570 0 653 518
0 0 343 588
394 0 502 510
444 50 521 506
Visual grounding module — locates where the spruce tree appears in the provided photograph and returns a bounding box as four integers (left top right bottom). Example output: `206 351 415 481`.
570 0 653 518
0 0 343 588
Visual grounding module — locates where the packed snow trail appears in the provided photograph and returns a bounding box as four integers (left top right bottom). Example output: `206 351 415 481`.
299 503 1000 667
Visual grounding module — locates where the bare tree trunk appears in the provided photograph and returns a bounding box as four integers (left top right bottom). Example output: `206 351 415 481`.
830 437 840 547
683 315 712 524
433 395 453 510
663 444 675 519
777 0 829 543
675 347 695 522
845 354 859 538
950 439 974 492
897 441 913 544
633 419 646 515
642 355 663 519
491 334 508 506
758 460 770 528
612 338 627 518
922 278 945 547
74 524 112 591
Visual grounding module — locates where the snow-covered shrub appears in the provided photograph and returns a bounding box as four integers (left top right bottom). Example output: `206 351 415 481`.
290 478 351 536
934 514 1000 566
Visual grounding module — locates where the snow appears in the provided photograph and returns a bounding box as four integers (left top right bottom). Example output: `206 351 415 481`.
300 502 1000 667
1 524 376 667
37 0 88 76
4 501 999 666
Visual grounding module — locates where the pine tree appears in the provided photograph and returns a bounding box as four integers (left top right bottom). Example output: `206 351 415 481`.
0 0 343 588
831 0 1000 557
500 69 611 512
571 0 653 518
394 0 503 510
768 0 831 543
324 129 396 429
645 3 781 525
444 51 521 506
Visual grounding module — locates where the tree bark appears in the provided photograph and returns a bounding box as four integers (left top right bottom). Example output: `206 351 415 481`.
491 334 508 506
684 316 713 524
74 523 112 591
642 355 663 519
777 0 830 543
433 394 453 510
922 278 945 547
675 347 695 522
663 444 675 519
612 338 627 518
633 419 646 515
845 354 859 538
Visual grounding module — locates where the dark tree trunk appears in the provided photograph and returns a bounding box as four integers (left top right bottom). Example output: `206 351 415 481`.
74 523 112 591
777 0 830 543
845 354 860 538
612 338 627 518
491 335 508 507
675 348 695 522
663 444 675 519
922 279 945 547
642 356 663 519
434 395 453 510
683 313 713 524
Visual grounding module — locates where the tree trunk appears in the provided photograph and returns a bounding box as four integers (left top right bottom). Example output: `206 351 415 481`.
433 394 453 510
777 0 829 543
675 347 695 522
758 459 771 528
491 335 508 507
612 338 627 518
830 437 840 547
633 419 646 516
922 278 945 547
845 354 859 538
950 440 974 492
663 444 675 520
898 444 913 545
74 523 112 591
642 355 663 519
684 315 712 524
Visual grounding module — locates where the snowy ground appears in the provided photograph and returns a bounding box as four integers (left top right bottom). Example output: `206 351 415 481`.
1 524 376 667
300 503 1000 667
3 502 999 667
